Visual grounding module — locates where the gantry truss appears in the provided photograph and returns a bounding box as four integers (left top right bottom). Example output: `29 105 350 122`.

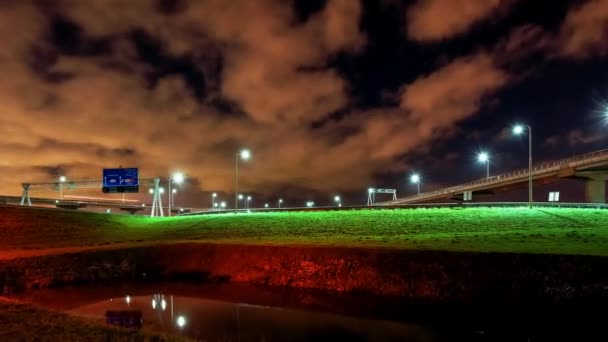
20 177 167 217
367 188 397 205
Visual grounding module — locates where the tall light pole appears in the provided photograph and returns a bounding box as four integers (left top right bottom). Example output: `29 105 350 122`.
513 124 533 208
410 173 421 194
278 198 283 209
211 192 217 209
235 149 251 213
246 195 252 210
168 172 184 217
58 176 66 200
237 193 244 211
171 188 177 208
334 195 342 207
477 152 490 178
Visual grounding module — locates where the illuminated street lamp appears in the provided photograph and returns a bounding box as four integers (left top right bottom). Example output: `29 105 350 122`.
410 173 421 194
58 176 66 200
334 195 342 207
264 203 269 208
246 195 252 210
235 149 251 213
512 124 533 208
176 315 187 328
278 198 283 208
306 201 315 207
168 172 184 217
220 201 226 209
171 188 177 207
477 152 490 178
211 192 217 209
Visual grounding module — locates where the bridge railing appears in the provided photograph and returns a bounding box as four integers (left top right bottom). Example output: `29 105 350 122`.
390 149 608 204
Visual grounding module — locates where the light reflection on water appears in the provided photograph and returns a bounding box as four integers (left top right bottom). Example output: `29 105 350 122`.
69 293 435 341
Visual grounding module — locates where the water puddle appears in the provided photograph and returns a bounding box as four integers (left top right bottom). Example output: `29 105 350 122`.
21 282 604 341
69 293 434 341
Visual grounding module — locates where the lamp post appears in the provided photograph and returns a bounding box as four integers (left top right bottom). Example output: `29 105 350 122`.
211 192 217 209
168 172 184 217
171 188 177 208
264 203 269 208
235 149 251 213
246 195 252 210
334 195 342 207
477 152 490 178
410 173 421 194
278 198 283 209
220 201 226 209
513 124 533 208
58 176 66 200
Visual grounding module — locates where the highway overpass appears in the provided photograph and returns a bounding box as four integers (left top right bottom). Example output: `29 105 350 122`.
0 195 149 214
384 149 608 205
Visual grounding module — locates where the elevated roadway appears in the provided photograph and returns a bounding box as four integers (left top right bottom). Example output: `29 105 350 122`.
385 149 608 205
0 195 148 214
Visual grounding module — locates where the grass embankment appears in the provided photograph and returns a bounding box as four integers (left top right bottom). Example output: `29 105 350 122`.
0 297 190 341
1 205 607 256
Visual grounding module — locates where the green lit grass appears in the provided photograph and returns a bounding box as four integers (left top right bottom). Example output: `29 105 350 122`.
1 205 607 256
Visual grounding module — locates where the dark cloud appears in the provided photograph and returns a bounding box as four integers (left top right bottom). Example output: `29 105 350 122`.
0 0 605 205
406 0 513 42
559 0 608 57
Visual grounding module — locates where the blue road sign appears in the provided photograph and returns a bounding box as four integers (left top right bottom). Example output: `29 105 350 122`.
103 168 139 188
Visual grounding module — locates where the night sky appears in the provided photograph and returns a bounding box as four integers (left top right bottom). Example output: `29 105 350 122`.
1 0 607 207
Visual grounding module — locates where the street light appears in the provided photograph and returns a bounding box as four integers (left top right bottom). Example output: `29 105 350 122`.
246 195 252 210
278 198 283 208
235 149 251 213
410 173 421 194
264 203 269 208
176 315 187 328
306 201 314 207
220 201 226 209
168 172 184 217
334 195 342 207
58 176 66 200
512 124 533 208
211 192 217 209
477 152 490 178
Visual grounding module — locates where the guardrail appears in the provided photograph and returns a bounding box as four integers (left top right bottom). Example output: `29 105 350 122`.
389 149 608 204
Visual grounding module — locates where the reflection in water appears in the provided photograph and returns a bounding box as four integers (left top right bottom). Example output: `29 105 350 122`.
70 293 434 342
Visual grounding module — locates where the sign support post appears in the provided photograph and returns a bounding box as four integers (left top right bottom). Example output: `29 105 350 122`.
150 178 164 217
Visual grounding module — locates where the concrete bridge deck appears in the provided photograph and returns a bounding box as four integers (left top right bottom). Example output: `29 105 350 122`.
384 149 608 205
